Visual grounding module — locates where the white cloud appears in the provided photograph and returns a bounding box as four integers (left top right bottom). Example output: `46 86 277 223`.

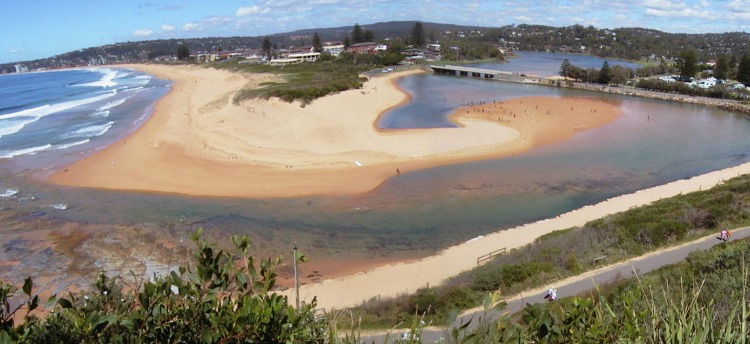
9 49 20 54
236 6 260 16
182 16 232 32
513 15 532 22
643 0 685 10
162 24 176 32
133 29 153 36
728 0 750 11
646 7 711 18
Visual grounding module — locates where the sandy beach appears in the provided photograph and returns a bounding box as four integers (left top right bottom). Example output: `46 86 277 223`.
48 64 620 198
46 62 746 311
285 161 750 310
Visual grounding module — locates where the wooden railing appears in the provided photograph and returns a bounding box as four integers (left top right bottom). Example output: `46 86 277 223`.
477 247 507 265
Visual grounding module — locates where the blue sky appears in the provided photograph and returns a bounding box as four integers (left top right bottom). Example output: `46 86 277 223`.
1 0 749 64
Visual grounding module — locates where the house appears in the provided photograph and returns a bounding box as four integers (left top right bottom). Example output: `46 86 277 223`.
268 52 321 66
347 42 378 54
322 44 345 56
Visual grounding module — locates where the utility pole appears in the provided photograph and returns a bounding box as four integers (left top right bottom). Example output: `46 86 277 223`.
293 243 299 309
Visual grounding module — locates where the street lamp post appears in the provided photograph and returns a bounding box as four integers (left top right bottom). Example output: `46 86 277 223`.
293 243 299 309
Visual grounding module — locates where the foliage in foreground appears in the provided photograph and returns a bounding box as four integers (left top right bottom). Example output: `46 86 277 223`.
4 232 750 343
2 229 328 343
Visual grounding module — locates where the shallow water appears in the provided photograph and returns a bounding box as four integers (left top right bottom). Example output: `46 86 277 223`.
1 62 750 271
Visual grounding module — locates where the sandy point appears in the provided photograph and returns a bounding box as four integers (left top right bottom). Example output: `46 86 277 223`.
47 63 622 198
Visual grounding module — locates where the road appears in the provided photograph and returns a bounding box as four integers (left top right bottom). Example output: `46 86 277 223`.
363 227 750 343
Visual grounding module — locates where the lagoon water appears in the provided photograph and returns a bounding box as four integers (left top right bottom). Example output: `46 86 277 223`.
1 55 750 263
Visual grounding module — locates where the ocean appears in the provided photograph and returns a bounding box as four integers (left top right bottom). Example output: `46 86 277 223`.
0 68 170 172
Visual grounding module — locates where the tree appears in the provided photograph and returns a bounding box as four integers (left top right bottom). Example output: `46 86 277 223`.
351 23 364 44
410 21 425 47
262 36 272 59
714 55 729 80
312 32 323 53
343 36 351 50
176 44 190 60
598 61 611 84
363 30 375 42
559 58 571 78
678 50 698 81
737 54 750 84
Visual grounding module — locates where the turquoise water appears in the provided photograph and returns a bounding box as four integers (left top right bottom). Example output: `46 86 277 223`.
2 63 750 258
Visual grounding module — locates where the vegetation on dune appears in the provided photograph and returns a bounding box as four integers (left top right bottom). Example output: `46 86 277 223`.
212 53 405 105
346 173 750 329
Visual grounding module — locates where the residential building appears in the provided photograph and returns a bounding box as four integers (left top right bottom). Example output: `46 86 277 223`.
347 42 378 54
323 44 344 56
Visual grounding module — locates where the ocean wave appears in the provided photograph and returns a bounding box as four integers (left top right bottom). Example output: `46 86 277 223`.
97 97 129 111
0 91 117 138
122 86 145 93
0 91 116 121
0 117 37 138
91 109 110 117
0 144 52 159
0 189 18 197
62 121 114 139
75 68 118 88
48 204 68 210
55 139 90 150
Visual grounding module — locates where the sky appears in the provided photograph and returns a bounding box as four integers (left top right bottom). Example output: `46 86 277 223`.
1 0 749 64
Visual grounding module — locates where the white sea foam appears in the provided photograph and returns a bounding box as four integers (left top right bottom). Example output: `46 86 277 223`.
123 86 145 93
0 189 18 197
49 204 68 210
91 109 110 117
70 121 114 137
97 97 129 111
75 68 118 88
0 91 116 138
0 144 52 159
55 139 90 150
0 119 35 138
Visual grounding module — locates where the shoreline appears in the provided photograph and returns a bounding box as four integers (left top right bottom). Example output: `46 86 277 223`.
46 64 620 198
284 159 750 310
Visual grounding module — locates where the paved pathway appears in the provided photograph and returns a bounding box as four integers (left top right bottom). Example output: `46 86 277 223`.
364 227 750 343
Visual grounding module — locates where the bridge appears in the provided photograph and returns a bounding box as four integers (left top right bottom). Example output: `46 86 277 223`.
429 64 513 79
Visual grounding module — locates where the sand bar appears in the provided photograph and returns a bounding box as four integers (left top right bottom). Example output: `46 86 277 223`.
48 64 620 198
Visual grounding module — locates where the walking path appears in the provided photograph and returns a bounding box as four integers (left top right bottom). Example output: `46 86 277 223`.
366 227 750 343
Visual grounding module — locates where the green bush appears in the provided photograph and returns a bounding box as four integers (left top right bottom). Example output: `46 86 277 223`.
4 229 331 343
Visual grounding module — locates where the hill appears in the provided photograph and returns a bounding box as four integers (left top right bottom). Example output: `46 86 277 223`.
2 21 749 73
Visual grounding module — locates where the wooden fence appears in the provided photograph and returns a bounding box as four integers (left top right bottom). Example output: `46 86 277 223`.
476 247 507 265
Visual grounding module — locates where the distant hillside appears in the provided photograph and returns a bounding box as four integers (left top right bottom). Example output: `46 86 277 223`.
0 21 488 73
2 21 749 73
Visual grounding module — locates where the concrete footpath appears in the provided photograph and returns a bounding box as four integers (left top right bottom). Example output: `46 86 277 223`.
366 227 750 343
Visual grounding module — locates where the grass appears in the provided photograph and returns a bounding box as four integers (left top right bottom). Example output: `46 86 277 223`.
210 59 373 105
344 173 750 330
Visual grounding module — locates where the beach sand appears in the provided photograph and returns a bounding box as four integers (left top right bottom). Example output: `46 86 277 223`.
48 64 620 198
46 63 701 310
285 163 750 310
